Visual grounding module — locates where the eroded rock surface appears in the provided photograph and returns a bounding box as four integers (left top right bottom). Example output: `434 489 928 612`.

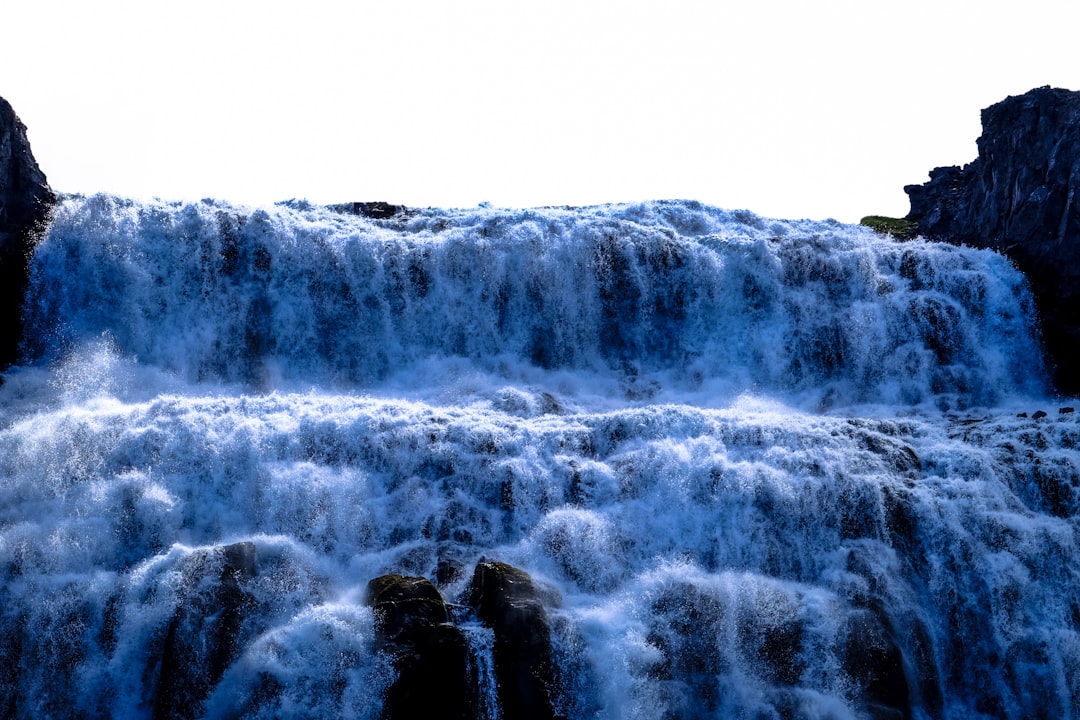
467 560 560 720
905 86 1080 394
0 96 55 369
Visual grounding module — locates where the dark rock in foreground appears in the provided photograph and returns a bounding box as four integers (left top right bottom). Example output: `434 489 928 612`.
366 574 477 720
467 560 561 720
905 86 1080 395
367 561 563 720
0 96 55 370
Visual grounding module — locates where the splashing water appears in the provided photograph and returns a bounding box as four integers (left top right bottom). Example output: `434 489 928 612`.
461 622 502 720
1 194 1076 719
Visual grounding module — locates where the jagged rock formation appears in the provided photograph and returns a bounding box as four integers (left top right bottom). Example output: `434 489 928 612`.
0 96 54 370
905 86 1080 395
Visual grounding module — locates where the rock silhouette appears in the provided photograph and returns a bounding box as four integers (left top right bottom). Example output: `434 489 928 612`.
906 86 1080 394
0 96 55 370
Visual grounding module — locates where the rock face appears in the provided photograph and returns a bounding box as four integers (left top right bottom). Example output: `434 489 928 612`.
329 201 413 220
841 606 912 720
0 97 55 370
905 86 1080 394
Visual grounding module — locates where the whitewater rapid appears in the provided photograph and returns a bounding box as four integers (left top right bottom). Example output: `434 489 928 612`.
1 195 1076 719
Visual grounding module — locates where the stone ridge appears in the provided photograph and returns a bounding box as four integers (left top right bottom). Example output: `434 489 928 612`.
905 86 1080 395
0 96 55 370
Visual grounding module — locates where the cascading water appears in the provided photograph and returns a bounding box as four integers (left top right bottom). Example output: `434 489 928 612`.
461 621 502 720
1 193 1076 719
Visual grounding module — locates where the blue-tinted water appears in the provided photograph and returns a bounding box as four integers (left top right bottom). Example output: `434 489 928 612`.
1 195 1076 718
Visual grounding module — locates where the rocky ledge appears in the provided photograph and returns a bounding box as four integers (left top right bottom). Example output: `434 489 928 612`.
0 97 55 371
905 86 1080 395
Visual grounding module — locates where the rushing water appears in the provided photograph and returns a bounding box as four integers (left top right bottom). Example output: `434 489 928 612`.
1 194 1077 719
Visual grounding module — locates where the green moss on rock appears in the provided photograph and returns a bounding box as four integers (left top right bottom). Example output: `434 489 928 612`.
860 216 918 240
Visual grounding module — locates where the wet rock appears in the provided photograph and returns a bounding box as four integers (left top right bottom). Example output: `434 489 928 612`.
645 584 726 715
466 560 560 720
435 556 466 588
152 541 257 720
368 574 449 643
904 86 1080 394
0 96 55 369
740 597 805 687
366 574 476 720
841 606 912 720
882 485 926 571
1032 460 1076 518
647 584 724 677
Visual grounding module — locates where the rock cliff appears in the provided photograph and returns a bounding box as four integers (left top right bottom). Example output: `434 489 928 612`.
905 86 1080 395
0 97 55 370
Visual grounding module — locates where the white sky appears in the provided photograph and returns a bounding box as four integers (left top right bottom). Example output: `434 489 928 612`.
3 0 1079 222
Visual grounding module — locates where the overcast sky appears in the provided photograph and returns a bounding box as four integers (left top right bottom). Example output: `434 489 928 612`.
4 1 1079 222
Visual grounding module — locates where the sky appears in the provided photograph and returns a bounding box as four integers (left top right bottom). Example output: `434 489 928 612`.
3 0 1080 223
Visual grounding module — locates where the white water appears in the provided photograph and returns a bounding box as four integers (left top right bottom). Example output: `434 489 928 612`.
1 195 1077 718
461 621 502 720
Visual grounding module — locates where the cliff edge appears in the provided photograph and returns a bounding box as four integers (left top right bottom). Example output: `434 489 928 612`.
905 86 1080 395
0 96 55 370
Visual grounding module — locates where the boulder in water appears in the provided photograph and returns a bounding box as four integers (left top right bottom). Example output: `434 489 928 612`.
841 606 911 720
466 560 561 720
366 573 477 720
152 541 257 720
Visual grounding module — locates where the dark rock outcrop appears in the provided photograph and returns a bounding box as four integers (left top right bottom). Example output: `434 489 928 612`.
841 606 912 720
367 562 563 720
467 560 560 720
366 574 477 720
0 97 55 370
905 86 1080 394
329 201 413 220
152 542 257 720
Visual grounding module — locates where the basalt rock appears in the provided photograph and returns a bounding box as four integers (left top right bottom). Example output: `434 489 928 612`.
467 560 560 720
0 96 55 370
367 562 562 720
905 86 1080 394
366 574 476 720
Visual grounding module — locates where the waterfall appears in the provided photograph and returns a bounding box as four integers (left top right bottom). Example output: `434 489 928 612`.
1 194 1075 719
